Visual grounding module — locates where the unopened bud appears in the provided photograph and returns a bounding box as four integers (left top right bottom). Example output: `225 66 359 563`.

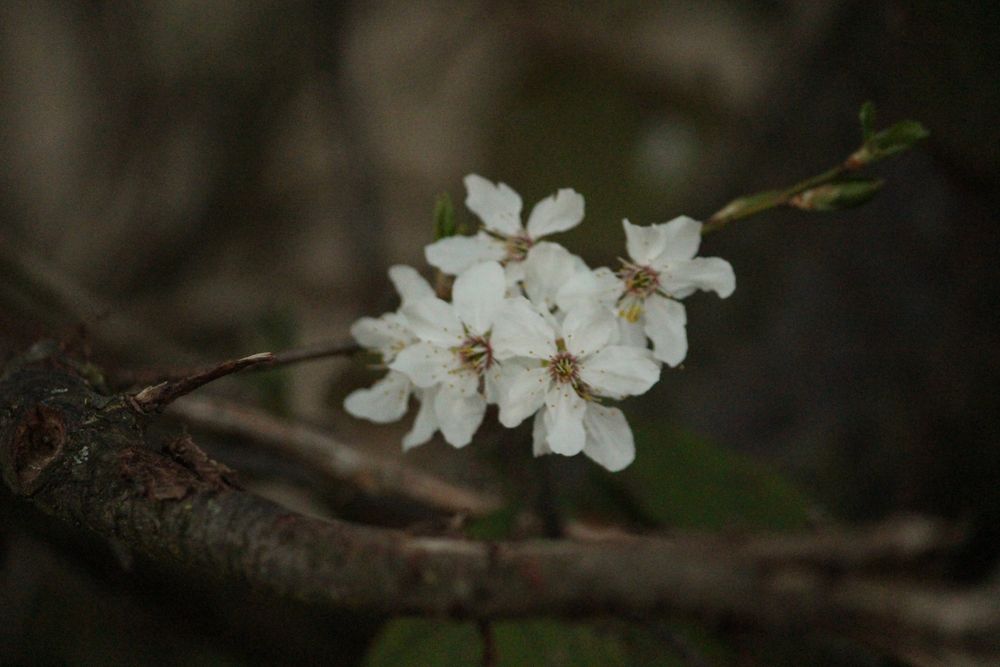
789 179 883 212
848 118 929 168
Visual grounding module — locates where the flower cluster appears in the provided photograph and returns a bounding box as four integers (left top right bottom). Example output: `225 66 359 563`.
344 175 734 471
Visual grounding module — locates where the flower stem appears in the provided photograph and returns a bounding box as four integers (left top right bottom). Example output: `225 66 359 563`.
702 162 857 235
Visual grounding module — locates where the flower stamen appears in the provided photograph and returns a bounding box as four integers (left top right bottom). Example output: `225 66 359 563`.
504 234 534 263
546 349 593 401
456 335 494 376
616 260 661 322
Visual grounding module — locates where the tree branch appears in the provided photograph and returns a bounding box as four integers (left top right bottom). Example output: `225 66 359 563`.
167 394 502 517
2 356 998 664
131 352 275 413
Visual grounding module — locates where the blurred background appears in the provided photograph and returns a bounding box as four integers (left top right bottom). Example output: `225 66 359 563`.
2 1 999 664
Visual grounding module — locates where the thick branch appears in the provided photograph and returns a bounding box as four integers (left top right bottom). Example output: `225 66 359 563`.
2 360 998 663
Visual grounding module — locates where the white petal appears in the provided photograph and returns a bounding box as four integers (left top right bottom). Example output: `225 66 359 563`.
580 345 660 398
642 295 688 367
464 174 524 236
388 265 435 305
496 361 550 428
522 242 589 311
561 303 617 357
583 405 635 472
483 363 503 404
623 218 670 266
433 386 486 448
491 296 557 360
343 371 411 424
403 388 440 450
532 409 551 457
525 188 584 238
659 257 735 299
646 215 703 264
556 266 623 312
504 260 526 289
425 233 506 275
389 341 457 388
617 318 648 348
400 298 464 346
350 314 410 354
543 386 587 455
452 261 506 334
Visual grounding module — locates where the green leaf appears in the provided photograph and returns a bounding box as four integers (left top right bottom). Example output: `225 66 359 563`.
858 101 876 141
789 178 883 212
495 620 630 667
433 192 457 240
622 426 812 530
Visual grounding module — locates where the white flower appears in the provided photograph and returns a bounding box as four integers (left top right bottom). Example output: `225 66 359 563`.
491 297 660 470
560 217 735 367
424 174 585 284
342 265 434 424
521 241 591 312
531 403 636 472
388 261 507 448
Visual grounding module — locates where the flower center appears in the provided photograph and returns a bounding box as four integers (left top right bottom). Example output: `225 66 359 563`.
504 234 534 263
545 345 593 400
456 335 493 375
616 261 661 322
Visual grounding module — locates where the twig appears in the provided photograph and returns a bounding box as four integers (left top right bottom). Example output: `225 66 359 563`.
167 394 503 517
2 359 998 665
266 340 361 367
702 103 927 234
131 353 275 413
114 340 360 390
702 161 861 234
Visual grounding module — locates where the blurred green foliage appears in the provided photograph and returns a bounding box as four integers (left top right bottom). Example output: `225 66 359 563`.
365 617 731 667
621 425 811 530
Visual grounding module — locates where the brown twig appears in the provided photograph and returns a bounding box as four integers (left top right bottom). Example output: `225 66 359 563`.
266 340 361 367
130 352 275 413
113 340 360 391
167 394 503 517
2 358 999 665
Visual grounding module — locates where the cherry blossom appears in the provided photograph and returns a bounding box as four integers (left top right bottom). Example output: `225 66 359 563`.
388 261 506 448
342 265 434 425
559 217 735 366
491 297 660 469
343 178 736 471
424 174 585 285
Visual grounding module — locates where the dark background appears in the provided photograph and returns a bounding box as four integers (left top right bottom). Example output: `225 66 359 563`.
2 1 998 664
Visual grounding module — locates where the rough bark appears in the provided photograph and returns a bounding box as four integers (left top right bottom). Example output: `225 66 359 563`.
2 350 999 663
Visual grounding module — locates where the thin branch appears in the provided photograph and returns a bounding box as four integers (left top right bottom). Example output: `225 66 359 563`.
113 340 360 390
2 359 998 665
266 340 361 367
167 394 503 517
702 162 859 234
131 352 275 413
